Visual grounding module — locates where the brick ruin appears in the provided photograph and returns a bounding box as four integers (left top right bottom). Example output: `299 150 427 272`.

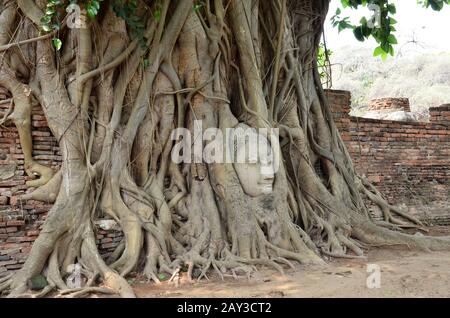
0 87 121 275
363 97 419 122
0 88 449 275
327 89 449 222
430 104 450 124
368 97 411 112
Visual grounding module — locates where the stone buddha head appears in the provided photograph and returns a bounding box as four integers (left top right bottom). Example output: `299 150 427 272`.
230 123 279 197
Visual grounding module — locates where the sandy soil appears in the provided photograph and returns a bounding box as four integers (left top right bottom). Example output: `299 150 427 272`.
131 226 450 298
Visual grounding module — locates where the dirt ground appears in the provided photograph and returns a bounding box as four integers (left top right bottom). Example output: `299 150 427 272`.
131 226 450 298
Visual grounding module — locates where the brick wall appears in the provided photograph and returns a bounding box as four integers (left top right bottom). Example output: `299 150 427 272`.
326 89 450 222
0 87 58 275
0 88 122 276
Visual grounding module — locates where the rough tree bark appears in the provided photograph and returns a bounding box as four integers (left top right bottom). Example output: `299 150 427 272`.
1 0 449 298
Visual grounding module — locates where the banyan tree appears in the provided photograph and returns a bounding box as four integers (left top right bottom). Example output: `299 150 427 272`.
0 0 449 297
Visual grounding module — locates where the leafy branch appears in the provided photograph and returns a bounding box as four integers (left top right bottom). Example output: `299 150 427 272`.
331 0 449 60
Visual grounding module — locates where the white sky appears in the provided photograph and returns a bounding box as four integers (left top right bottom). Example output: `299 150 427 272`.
324 0 450 54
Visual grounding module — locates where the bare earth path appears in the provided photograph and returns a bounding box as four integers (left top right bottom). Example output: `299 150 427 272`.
132 227 450 298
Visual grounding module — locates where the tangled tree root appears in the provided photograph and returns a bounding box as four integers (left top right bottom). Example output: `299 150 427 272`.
1 0 449 298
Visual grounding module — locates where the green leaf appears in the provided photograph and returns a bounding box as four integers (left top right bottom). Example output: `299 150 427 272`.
361 24 371 37
387 35 398 44
45 7 55 15
41 24 51 32
52 38 62 51
337 19 352 33
87 7 97 18
353 26 365 41
193 4 203 12
381 41 390 53
389 17 398 25
387 4 396 14
142 58 150 68
373 46 384 57
154 9 161 22
40 15 52 24
428 0 444 10
92 1 100 11
389 45 395 56
48 0 61 6
86 0 101 18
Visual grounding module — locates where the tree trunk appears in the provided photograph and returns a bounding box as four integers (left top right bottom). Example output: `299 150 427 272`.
1 0 449 298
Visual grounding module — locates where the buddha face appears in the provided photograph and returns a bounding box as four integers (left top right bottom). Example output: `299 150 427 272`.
231 124 278 197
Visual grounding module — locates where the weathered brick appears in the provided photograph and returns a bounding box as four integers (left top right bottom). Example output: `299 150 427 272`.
0 260 17 266
0 247 21 255
6 227 17 233
26 230 40 236
6 220 25 227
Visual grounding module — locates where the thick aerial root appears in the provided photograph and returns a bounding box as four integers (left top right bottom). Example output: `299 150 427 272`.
359 177 424 227
0 273 13 284
234 257 284 275
336 232 365 257
5 279 27 298
0 279 12 293
266 241 325 265
57 287 115 298
106 188 144 277
6 286 115 298
81 232 136 298
4 178 449 299
321 249 366 260
177 252 259 282
0 70 56 188
6 283 55 299
106 241 125 265
352 215 450 251
24 161 55 188
20 170 62 202
169 222 325 284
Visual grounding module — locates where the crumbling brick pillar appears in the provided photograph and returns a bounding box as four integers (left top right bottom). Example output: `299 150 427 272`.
368 97 411 112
